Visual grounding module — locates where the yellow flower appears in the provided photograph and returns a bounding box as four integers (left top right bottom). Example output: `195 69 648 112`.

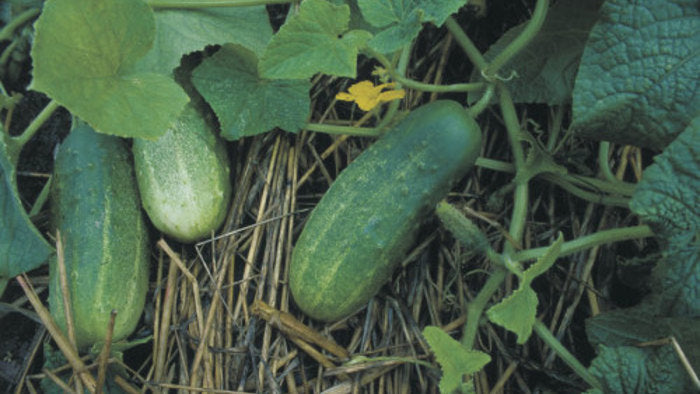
335 81 405 111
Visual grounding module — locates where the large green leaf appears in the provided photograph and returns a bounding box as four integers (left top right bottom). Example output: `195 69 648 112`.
357 0 466 53
358 0 465 27
571 0 700 149
258 0 371 79
0 135 53 279
629 118 700 317
587 117 700 392
469 0 602 105
651 235 700 317
422 326 491 394
585 240 700 393
630 118 699 239
586 306 700 371
629 118 700 316
366 9 423 54
193 45 310 140
132 6 272 75
30 0 189 139
588 345 689 394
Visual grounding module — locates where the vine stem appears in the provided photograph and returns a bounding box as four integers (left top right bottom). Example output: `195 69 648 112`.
497 82 529 248
533 320 603 390
369 48 485 93
475 157 636 198
304 122 379 137
467 84 495 118
598 141 634 191
461 84 530 350
539 174 630 207
484 0 549 78
376 44 412 131
566 174 636 197
147 0 292 9
598 142 618 183
497 83 526 169
6 99 60 164
0 8 41 42
512 225 654 262
462 267 507 349
444 17 488 72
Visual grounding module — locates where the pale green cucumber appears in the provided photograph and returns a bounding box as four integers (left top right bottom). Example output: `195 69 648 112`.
132 104 231 242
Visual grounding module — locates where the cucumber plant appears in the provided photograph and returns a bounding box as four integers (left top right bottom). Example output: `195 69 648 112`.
2 0 696 392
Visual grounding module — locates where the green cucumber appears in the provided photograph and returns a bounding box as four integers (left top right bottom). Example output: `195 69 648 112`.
290 100 482 321
50 125 149 349
132 104 231 242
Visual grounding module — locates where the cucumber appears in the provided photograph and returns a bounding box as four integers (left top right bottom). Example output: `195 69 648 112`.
50 125 149 349
290 100 482 321
132 104 231 242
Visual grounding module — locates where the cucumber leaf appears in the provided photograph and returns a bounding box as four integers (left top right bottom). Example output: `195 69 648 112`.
357 0 466 53
330 0 381 34
486 286 538 344
588 345 691 394
630 117 699 317
132 6 273 75
0 133 53 279
423 326 491 394
585 240 700 392
587 117 700 392
487 234 563 343
365 9 423 54
630 118 699 240
29 0 189 139
193 44 310 140
586 307 700 367
258 0 372 79
571 0 700 149
358 0 466 28
650 235 700 317
469 0 602 105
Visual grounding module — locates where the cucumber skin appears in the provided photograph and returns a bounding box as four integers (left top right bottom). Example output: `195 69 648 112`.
290 100 482 321
133 104 231 242
50 125 149 349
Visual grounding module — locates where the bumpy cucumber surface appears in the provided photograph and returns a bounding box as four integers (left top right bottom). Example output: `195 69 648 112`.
132 104 231 242
290 100 482 321
50 125 149 349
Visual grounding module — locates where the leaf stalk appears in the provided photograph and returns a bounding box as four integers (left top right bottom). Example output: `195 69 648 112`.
484 0 550 78
513 225 654 262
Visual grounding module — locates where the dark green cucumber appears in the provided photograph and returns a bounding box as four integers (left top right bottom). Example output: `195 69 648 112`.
133 104 231 242
290 100 482 321
50 125 149 349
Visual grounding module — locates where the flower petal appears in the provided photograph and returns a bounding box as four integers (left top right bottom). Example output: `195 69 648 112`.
355 96 381 111
378 90 406 103
335 92 355 101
